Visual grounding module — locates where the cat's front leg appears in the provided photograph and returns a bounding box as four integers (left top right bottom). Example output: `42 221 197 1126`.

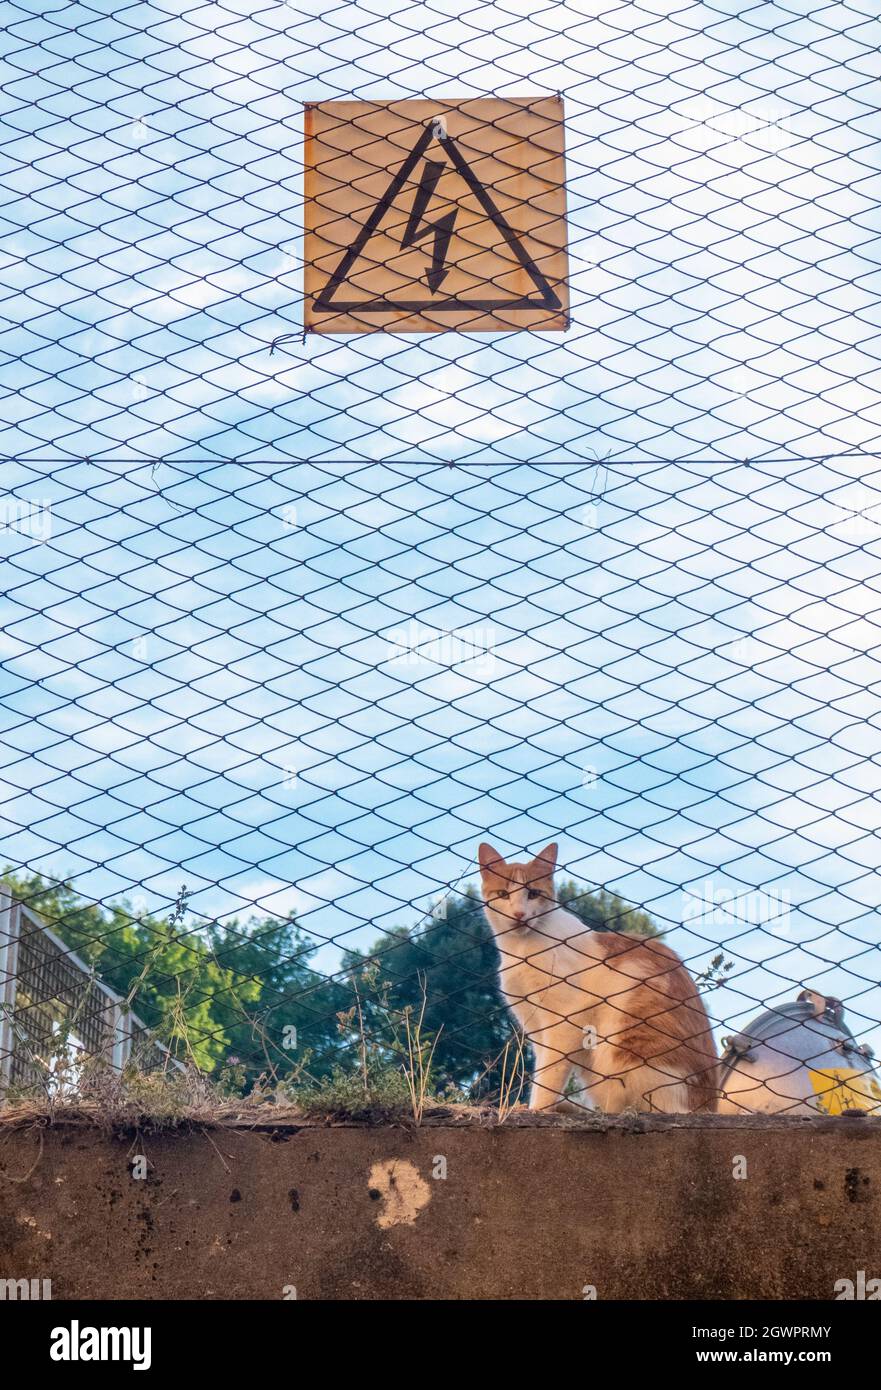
527 1043 573 1110
567 1056 600 1111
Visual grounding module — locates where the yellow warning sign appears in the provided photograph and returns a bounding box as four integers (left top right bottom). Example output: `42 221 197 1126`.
304 98 569 334
810 1068 881 1115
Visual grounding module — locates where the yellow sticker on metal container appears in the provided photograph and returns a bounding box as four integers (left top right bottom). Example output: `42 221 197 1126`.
809 1068 881 1114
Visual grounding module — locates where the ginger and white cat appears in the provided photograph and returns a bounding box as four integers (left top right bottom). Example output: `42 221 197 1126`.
479 842 718 1113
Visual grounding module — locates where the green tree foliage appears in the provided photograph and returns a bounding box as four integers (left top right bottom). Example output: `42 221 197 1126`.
1 870 343 1079
556 880 659 938
342 889 508 1097
205 915 348 1085
1 870 248 1071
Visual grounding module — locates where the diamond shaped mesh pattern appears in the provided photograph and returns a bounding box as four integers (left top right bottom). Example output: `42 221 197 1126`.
1 1 881 1113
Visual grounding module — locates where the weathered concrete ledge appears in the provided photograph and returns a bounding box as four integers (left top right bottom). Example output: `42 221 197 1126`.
1 1115 879 1299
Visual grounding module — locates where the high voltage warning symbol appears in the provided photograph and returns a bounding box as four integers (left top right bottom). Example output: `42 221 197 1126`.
313 119 560 315
303 99 569 335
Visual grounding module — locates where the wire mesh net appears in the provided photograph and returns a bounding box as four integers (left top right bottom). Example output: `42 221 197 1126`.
1 1 881 1115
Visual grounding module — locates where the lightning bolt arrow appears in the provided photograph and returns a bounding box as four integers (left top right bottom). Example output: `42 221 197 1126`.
401 159 457 294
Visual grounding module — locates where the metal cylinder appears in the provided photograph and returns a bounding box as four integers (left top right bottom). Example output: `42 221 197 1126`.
718 990 881 1115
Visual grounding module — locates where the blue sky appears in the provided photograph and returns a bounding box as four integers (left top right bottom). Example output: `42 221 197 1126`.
2 0 881 1054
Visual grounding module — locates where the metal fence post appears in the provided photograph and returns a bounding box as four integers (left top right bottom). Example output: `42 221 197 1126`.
112 1003 131 1070
0 889 19 1088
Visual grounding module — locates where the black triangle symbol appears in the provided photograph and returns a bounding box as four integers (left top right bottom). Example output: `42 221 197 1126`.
313 122 562 314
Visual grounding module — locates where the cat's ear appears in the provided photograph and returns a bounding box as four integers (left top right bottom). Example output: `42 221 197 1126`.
532 842 558 874
478 842 504 874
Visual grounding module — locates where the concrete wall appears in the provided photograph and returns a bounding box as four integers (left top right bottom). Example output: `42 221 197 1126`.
0 1114 879 1299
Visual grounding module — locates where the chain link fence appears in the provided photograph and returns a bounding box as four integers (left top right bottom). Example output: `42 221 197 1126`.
1 1 881 1114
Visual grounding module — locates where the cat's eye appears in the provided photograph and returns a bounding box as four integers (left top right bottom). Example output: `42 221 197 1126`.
527 889 541 900
496 890 509 900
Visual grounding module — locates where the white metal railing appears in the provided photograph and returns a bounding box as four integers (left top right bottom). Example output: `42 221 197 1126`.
0 889 180 1092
